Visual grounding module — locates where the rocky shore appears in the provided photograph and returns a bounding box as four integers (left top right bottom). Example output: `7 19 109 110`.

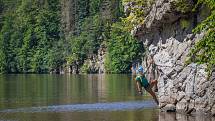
125 0 215 115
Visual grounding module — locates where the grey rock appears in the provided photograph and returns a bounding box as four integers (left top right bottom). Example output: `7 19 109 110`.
176 99 188 112
212 105 215 116
125 0 214 116
162 104 176 112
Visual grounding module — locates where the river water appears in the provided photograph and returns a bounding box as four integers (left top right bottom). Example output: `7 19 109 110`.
0 74 214 121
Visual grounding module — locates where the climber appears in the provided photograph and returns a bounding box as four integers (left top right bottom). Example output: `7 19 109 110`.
135 66 159 105
146 55 159 92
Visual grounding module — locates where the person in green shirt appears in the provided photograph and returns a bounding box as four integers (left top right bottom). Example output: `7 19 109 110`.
135 66 159 105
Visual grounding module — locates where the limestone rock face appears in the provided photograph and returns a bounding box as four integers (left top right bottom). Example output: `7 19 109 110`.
80 44 106 74
90 44 106 74
126 0 215 115
97 44 106 74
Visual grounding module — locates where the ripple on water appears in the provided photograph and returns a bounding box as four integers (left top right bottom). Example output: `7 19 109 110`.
0 100 157 113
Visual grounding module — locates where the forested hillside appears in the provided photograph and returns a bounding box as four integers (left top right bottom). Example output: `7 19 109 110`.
0 0 62 73
0 0 143 74
0 0 214 74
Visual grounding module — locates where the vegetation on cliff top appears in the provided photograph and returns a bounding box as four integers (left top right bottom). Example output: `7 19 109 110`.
122 0 215 75
105 21 144 73
121 0 154 31
189 0 215 74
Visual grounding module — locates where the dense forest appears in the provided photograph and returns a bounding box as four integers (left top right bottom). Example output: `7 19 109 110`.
0 0 143 74
0 0 214 74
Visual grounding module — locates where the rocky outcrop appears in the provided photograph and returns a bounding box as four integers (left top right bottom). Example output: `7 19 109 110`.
50 43 106 74
127 0 215 115
79 44 106 74
97 44 106 73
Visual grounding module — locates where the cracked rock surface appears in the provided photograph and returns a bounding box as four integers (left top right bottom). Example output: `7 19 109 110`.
125 0 215 115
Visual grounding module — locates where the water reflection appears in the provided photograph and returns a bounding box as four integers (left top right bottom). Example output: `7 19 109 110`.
0 74 144 110
1 111 214 121
159 112 215 121
0 109 158 121
0 74 214 121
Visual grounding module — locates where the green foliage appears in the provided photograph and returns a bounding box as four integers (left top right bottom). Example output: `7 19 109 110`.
189 0 215 74
67 15 104 65
0 0 145 74
121 0 151 31
0 0 3 29
174 0 193 13
199 5 211 19
0 0 62 73
180 18 191 29
89 0 102 15
0 12 17 73
105 21 144 73
80 60 90 73
66 0 104 66
67 0 126 73
196 0 215 10
47 40 68 71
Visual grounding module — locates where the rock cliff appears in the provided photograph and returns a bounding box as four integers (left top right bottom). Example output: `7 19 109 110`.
127 0 215 115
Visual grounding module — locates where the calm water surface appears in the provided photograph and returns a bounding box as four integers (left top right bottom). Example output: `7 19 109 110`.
0 74 214 121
